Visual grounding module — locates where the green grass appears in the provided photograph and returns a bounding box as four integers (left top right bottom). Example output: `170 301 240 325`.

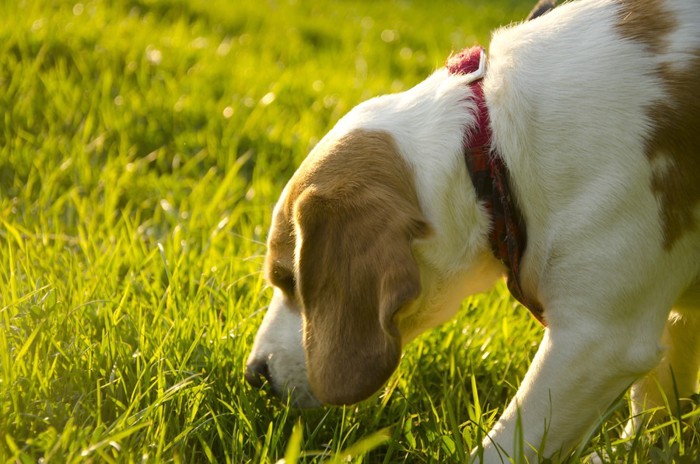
0 0 697 462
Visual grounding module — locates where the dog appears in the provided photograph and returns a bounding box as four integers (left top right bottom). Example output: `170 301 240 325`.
245 0 700 461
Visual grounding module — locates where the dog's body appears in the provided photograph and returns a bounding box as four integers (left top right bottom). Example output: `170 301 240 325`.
246 0 700 460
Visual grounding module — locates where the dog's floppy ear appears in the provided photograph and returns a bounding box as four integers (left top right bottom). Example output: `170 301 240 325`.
526 0 557 21
293 130 429 405
295 190 428 404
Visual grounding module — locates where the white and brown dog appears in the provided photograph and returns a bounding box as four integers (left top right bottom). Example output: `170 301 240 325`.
245 0 700 461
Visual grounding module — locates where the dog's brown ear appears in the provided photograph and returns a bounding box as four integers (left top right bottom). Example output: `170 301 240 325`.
292 130 429 405
295 189 427 405
527 0 557 20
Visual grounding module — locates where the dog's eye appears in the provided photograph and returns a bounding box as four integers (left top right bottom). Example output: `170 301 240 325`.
276 274 296 296
270 265 296 296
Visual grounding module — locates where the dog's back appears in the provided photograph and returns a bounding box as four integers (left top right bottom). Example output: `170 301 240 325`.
486 0 700 285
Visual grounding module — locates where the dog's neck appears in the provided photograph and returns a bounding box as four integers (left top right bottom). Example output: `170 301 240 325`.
447 46 545 325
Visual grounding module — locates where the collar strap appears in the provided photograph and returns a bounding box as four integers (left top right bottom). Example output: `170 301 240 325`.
447 47 545 325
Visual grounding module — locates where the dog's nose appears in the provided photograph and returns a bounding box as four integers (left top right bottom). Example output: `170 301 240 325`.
245 358 271 388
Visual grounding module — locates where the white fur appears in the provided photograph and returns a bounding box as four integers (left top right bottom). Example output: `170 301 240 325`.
247 0 700 461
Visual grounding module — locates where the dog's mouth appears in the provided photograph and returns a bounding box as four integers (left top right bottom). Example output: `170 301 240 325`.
267 381 323 409
284 387 323 409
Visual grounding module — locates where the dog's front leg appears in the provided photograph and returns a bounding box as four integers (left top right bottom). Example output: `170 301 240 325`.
474 324 664 463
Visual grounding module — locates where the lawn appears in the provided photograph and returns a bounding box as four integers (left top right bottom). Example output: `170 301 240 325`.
0 0 697 462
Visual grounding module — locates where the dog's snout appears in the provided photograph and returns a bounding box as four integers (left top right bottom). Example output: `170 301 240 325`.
245 358 271 388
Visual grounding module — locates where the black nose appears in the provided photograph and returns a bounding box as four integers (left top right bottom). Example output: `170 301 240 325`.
245 358 271 388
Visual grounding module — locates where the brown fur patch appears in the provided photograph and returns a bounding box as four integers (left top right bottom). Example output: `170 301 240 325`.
617 0 700 248
648 58 700 248
617 0 676 52
267 129 429 405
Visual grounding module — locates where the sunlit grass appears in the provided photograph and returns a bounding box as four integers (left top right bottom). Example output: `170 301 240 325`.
1 0 697 462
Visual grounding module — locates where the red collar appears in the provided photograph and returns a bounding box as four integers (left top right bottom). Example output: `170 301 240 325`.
447 47 545 326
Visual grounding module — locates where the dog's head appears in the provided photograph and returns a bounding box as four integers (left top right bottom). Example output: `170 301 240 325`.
244 76 505 407
252 128 429 405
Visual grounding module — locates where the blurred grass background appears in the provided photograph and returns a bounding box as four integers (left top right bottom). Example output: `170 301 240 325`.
0 0 697 462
